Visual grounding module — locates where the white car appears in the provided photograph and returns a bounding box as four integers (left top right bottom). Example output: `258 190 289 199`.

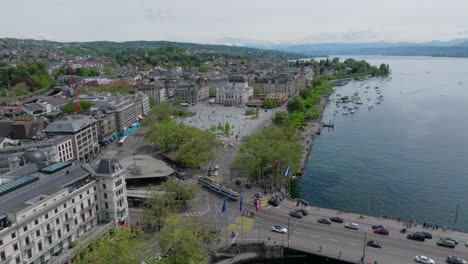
271 225 288 234
215 164 220 169
214 170 218 176
415 255 435 264
344 222 359 230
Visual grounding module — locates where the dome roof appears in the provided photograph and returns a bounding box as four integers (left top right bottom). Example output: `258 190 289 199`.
21 149 48 165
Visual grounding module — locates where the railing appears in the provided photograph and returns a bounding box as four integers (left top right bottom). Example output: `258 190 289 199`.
52 220 115 264
0 255 12 264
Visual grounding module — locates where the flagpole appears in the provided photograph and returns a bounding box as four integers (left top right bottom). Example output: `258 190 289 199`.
241 215 244 243
225 213 228 247
215 199 218 231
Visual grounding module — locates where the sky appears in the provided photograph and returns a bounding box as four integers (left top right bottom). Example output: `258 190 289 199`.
2 0 468 44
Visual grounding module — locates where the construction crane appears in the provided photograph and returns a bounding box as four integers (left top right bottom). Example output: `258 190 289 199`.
67 65 81 114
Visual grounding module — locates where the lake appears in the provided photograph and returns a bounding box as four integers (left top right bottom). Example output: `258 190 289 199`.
299 56 468 230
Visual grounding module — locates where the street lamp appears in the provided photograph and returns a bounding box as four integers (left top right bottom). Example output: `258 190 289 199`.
287 215 290 247
453 203 460 231
361 232 367 263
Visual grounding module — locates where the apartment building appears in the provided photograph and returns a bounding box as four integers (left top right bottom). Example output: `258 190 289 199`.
44 116 99 162
0 137 74 175
134 82 167 104
215 75 253 105
0 153 128 264
173 82 209 105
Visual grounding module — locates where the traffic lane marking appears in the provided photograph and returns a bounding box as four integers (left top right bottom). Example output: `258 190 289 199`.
388 251 401 255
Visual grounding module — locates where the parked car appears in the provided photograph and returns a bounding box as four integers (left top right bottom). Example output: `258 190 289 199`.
373 228 389 235
215 164 220 169
254 192 263 199
289 211 303 219
296 209 308 216
213 170 218 176
420 231 432 239
268 198 279 207
372 224 385 230
415 255 435 264
271 225 288 234
317 218 332 225
330 217 344 223
344 222 359 230
447 256 467 264
437 238 457 248
366 240 382 248
407 232 425 242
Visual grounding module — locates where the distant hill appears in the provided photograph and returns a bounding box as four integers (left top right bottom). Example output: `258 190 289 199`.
247 39 468 58
0 38 302 61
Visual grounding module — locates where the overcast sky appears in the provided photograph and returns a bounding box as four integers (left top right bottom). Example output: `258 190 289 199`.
2 0 468 44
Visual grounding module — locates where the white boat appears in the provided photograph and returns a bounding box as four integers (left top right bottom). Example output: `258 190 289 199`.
354 105 359 109
354 92 359 96
350 110 355 114
343 111 349 115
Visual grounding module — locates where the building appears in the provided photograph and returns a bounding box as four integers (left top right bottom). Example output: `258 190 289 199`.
215 75 253 105
134 83 167 104
0 152 128 264
0 137 74 175
255 72 306 97
44 116 99 162
90 109 117 145
0 118 47 140
173 82 209 105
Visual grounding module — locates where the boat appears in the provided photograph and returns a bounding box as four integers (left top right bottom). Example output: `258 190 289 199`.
354 92 359 96
198 177 239 201
367 98 371 101
368 105 374 110
354 105 359 109
376 101 382 104
374 87 379 89
343 112 349 115
378 95 383 98
364 91 369 93
356 99 363 105
350 110 355 114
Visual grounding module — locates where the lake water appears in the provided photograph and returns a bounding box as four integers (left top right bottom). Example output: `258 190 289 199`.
299 56 468 230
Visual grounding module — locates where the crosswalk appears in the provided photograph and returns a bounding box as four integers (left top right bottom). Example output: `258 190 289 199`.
182 209 210 217
228 216 255 232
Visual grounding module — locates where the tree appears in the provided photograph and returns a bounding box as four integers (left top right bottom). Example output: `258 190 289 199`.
224 121 231 135
273 111 290 127
263 98 277 109
159 214 216 264
9 82 29 96
73 226 145 264
61 101 94 114
299 87 312 99
174 97 183 106
142 187 178 231
208 87 216 97
217 122 223 132
161 177 198 202
176 129 217 168
253 86 262 96
142 102 173 126
198 64 211 72
287 96 305 113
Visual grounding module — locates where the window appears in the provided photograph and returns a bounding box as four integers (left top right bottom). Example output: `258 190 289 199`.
13 243 18 251
1 252 6 262
27 249 32 259
66 224 70 233
46 224 51 231
15 256 20 264
65 213 69 221
80 194 82 199
36 230 41 237
74 219 78 225
103 183 106 189
47 236 52 245
23 226 28 232
87 199 91 206
56 218 60 225
94 186 97 191
80 203 84 210
0 239 2 246
25 237 30 246
57 229 62 238
73 208 76 214
11 232 16 239
105 203 108 209
104 193 107 199
87 190 89 195
38 242 43 251
35 219 39 225
72 198 75 203
63 203 67 209
54 208 58 214
94 194 97 201
45 213 49 219
95 205 99 211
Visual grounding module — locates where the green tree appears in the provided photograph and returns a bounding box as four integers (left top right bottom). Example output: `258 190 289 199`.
253 86 262 96
73 226 145 264
299 87 312 99
159 214 216 264
142 102 173 126
208 87 216 97
217 122 223 132
273 111 290 127
287 96 305 113
142 188 178 231
198 64 211 72
103 64 118 76
263 98 277 109
61 101 94 114
174 97 183 106
9 82 30 96
161 177 198 202
224 121 231 135
176 129 217 168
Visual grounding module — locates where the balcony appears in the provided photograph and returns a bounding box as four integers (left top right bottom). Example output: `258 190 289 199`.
0 256 12 264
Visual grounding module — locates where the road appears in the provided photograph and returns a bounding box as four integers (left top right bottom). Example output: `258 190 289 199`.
191 188 468 264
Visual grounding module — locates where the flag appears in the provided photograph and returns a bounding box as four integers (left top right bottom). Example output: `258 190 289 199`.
221 198 227 216
239 196 243 212
255 199 260 212
274 160 279 170
284 165 291 177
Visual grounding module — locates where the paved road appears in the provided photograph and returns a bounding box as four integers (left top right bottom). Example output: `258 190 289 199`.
192 188 468 264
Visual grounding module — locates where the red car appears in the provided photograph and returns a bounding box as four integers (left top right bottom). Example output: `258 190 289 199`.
374 228 389 235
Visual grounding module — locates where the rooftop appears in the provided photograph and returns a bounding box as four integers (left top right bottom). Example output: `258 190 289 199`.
44 115 96 133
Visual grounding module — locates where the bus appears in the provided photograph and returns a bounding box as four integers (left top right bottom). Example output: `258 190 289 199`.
118 136 128 146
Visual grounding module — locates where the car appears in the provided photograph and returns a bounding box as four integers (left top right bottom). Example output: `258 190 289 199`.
254 192 262 199
366 240 382 248
415 255 435 264
213 171 218 176
437 238 457 248
271 225 288 234
268 198 279 207
441 237 458 245
447 256 468 264
289 211 303 219
345 222 359 230
407 232 426 242
317 218 332 225
373 228 389 235
296 209 308 216
330 217 344 223
215 164 219 169
420 231 432 239
372 224 385 230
